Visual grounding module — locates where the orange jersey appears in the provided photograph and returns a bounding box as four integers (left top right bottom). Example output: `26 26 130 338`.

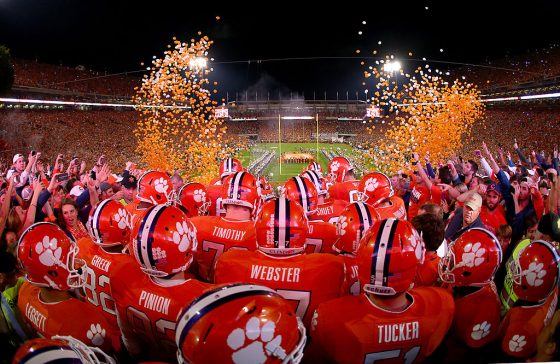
499 288 558 359
214 249 346 329
111 260 213 361
340 254 360 296
377 195 407 220
408 182 442 220
76 237 136 331
190 216 257 282
452 284 501 348
479 204 507 234
328 180 362 204
306 220 337 254
206 184 225 217
309 199 348 224
18 282 121 354
414 251 440 287
309 287 454 364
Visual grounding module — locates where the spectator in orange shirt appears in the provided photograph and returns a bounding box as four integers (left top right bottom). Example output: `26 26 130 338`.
479 180 507 233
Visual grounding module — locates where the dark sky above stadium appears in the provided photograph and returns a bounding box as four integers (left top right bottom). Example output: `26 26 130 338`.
1 0 559 99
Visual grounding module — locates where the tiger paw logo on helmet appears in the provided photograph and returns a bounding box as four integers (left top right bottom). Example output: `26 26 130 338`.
364 178 379 192
173 221 194 253
470 321 491 340
227 317 286 364
330 161 340 171
409 230 424 261
193 189 206 203
154 177 169 193
35 236 62 267
525 262 546 287
508 334 527 353
336 216 348 237
114 208 130 230
462 242 486 267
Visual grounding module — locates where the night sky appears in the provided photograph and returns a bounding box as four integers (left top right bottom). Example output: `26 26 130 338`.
1 0 559 99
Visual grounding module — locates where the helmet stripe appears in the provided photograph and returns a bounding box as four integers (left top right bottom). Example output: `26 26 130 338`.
372 219 397 287
294 177 309 212
277 197 288 248
231 172 245 200
136 205 166 271
382 219 399 287
22 345 81 364
176 284 277 352
90 199 111 244
354 202 372 239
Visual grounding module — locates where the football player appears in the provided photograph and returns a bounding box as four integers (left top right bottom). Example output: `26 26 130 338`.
78 199 136 332
214 197 347 330
308 218 455 363
332 201 379 295
191 171 259 282
111 204 212 362
282 176 337 254
302 169 347 224
127 170 173 227
498 239 560 359
439 228 503 348
360 171 407 220
175 284 306 364
326 156 362 204
17 223 121 354
177 182 210 217
207 157 243 216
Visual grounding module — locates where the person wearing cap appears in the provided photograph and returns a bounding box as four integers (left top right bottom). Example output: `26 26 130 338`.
99 181 114 201
479 180 507 234
119 174 137 206
6 152 36 189
444 192 485 242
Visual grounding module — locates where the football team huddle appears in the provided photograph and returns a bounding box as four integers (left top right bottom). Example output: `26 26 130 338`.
7 156 560 363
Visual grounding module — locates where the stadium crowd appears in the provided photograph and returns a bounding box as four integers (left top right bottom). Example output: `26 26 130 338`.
1 133 560 362
12 59 138 97
1 53 560 364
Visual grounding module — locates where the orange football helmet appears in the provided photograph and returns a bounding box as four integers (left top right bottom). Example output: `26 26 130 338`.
178 182 210 217
333 202 379 255
506 239 560 303
87 199 131 247
222 171 261 212
359 172 394 207
306 161 323 174
131 205 197 277
219 158 243 179
328 157 353 183
439 228 502 286
357 219 425 296
282 176 319 215
13 336 115 364
300 170 327 196
255 197 308 256
136 170 173 205
175 284 306 364
17 222 86 291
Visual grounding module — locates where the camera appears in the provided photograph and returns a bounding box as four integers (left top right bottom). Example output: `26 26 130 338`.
56 173 69 182
31 150 36 156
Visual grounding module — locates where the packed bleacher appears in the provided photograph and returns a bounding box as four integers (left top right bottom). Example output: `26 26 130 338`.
12 59 139 97
3 51 560 363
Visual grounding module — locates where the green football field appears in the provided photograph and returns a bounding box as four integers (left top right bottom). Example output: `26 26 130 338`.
238 143 356 184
